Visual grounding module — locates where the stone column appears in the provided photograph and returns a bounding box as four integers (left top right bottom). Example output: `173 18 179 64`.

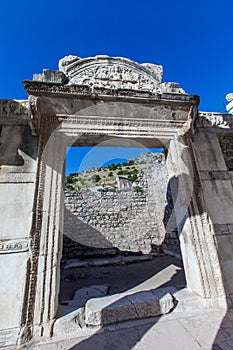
32 118 66 338
166 132 226 305
14 107 68 343
193 131 233 306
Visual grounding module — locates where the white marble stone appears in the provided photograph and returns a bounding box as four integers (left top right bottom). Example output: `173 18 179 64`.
85 288 174 326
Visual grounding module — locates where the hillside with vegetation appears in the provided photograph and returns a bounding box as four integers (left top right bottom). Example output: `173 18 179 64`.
65 151 164 192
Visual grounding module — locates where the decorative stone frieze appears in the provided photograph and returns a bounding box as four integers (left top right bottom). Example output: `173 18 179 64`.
197 112 233 128
58 55 164 91
0 100 31 120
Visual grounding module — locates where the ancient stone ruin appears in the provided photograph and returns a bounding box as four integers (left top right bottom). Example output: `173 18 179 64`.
1 54 233 347
63 152 180 259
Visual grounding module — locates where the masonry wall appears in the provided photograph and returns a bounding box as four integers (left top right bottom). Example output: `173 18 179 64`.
63 162 181 259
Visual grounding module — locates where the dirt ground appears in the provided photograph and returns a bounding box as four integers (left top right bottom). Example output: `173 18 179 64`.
59 255 186 302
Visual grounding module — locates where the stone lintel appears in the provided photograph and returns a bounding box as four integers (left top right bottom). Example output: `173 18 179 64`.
22 80 199 106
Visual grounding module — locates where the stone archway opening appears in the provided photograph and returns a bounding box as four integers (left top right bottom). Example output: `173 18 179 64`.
56 140 187 331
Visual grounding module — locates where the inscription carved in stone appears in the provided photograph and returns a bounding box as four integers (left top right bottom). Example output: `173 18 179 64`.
0 239 29 254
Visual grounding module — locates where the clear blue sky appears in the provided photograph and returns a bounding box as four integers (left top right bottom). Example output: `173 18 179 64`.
1 0 232 174
1 0 232 112
66 147 163 175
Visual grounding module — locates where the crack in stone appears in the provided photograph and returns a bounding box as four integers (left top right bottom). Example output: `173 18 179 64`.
126 296 141 319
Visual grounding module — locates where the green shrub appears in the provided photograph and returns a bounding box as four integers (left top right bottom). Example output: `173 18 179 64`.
128 174 137 182
117 170 127 175
66 184 75 191
134 186 144 193
66 176 76 184
108 164 118 170
92 174 101 183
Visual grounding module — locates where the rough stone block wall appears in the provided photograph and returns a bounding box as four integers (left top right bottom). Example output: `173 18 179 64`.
63 162 181 259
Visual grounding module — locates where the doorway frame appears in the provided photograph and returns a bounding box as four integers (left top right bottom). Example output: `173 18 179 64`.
20 90 226 340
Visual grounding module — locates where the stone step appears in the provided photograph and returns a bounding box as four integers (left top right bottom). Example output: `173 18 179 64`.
85 287 175 326
54 287 176 336
63 254 156 269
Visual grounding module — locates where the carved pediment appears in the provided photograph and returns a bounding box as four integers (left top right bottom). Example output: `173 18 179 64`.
58 55 163 92
29 55 186 95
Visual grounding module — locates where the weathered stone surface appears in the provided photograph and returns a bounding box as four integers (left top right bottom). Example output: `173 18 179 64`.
85 288 174 326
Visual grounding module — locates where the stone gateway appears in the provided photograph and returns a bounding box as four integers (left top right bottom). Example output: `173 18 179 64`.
0 55 233 347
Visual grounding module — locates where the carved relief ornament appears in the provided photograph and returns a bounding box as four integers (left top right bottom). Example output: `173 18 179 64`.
0 100 31 120
58 55 163 92
197 112 233 128
28 55 185 95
